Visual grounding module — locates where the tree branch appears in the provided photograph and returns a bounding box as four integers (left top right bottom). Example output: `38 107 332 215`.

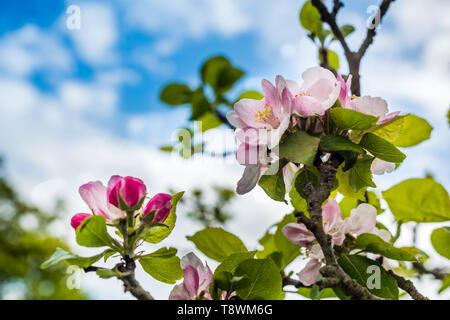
117 256 154 300
358 0 396 58
386 270 429 300
412 262 447 280
294 154 381 300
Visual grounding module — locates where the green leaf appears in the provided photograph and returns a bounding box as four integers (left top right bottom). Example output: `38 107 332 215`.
299 1 323 36
320 135 365 154
258 161 286 202
431 227 450 259
330 108 379 130
237 90 263 101
96 268 119 279
297 287 336 299
198 112 222 132
382 178 450 222
338 254 399 299
319 49 339 70
201 56 244 94
160 83 192 106
234 259 283 300
367 191 384 214
292 166 320 199
76 215 114 248
336 165 366 200
439 274 450 293
349 155 376 191
189 89 211 120
339 197 358 219
359 133 406 163
142 191 184 243
371 114 432 147
353 233 417 261
139 247 183 284
187 228 247 262
339 24 355 37
40 247 114 269
277 131 320 165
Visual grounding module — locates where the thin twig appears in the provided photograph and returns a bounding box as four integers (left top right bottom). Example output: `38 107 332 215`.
386 270 429 300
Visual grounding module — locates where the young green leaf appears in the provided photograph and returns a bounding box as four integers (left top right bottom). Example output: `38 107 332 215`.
160 83 192 106
76 215 115 248
330 108 379 130
320 135 365 154
353 233 417 261
187 228 247 262
359 133 406 163
348 155 376 191
277 131 320 165
382 178 450 222
430 227 450 259
258 161 286 202
338 254 399 299
139 247 183 284
40 247 115 269
234 259 283 300
299 1 323 36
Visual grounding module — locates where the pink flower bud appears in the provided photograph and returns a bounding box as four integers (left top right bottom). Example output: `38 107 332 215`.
143 193 172 223
107 175 147 210
70 213 92 230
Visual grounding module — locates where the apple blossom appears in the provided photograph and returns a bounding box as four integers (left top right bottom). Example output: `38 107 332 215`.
283 200 391 285
143 193 173 223
169 252 213 300
107 175 147 210
79 180 126 221
287 66 341 116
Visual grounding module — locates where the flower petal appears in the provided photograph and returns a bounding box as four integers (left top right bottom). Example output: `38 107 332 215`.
298 259 322 286
236 166 261 195
282 223 315 247
346 203 377 235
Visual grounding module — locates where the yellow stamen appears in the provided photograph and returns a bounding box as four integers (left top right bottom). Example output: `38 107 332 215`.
254 104 273 122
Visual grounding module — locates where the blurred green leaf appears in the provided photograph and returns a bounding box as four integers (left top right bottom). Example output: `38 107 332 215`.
201 56 244 94
299 1 323 37
431 227 450 259
160 83 192 106
187 227 247 262
41 247 114 269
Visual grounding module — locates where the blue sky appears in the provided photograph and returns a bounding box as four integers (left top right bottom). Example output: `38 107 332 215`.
0 0 449 299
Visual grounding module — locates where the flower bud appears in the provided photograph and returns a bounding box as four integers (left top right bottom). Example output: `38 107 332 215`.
71 213 92 230
107 175 147 210
143 193 172 223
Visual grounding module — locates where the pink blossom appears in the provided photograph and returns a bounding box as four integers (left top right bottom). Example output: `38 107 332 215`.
169 253 213 300
70 213 92 230
143 193 172 223
79 180 125 221
283 162 301 193
287 66 341 116
107 175 147 210
337 73 352 107
371 158 395 175
283 200 390 286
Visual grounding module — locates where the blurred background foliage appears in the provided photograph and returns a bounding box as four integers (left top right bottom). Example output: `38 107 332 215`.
0 158 86 299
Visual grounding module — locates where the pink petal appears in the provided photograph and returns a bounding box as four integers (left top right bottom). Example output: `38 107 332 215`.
298 259 322 286
234 98 267 129
236 143 269 166
282 223 315 247
226 111 247 128
143 193 172 223
183 266 200 298
283 162 299 193
293 95 326 116
346 203 377 235
79 181 111 220
371 158 395 175
322 199 343 230
169 283 192 300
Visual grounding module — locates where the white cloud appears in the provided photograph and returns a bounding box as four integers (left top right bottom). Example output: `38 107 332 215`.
63 2 118 65
0 24 72 77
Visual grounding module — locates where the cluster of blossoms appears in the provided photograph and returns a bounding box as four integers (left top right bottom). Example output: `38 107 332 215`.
227 66 398 194
282 199 390 286
71 175 173 229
